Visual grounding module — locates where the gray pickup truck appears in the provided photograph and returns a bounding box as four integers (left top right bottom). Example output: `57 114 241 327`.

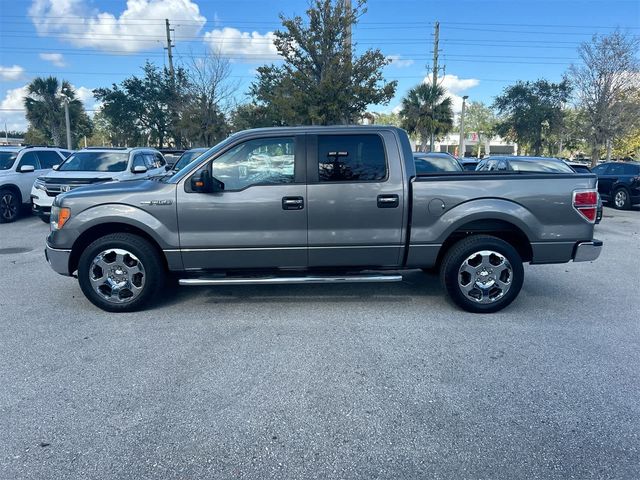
45 126 602 313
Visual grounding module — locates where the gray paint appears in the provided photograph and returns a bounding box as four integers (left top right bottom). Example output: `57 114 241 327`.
45 126 600 276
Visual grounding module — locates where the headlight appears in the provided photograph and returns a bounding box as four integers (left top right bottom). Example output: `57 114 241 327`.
50 206 71 230
34 178 46 190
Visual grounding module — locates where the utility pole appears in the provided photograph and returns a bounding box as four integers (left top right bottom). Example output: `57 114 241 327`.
430 21 440 152
458 95 468 159
4 121 8 145
165 18 175 80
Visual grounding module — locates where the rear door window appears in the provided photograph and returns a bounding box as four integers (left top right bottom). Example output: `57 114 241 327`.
607 163 626 176
622 163 640 175
317 134 386 182
17 151 41 170
37 150 64 169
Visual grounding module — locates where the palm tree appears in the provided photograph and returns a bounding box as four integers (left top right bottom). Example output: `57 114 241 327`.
24 77 84 147
399 83 454 152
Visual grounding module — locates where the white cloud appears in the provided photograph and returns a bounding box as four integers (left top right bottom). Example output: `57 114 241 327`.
423 74 480 113
0 65 25 82
203 27 280 61
387 55 414 68
39 53 66 67
0 86 29 131
74 85 99 113
29 0 206 53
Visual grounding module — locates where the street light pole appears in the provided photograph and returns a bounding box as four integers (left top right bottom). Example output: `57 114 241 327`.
458 95 469 159
63 97 71 149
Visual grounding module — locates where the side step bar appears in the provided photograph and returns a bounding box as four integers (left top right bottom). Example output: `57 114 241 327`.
179 274 403 286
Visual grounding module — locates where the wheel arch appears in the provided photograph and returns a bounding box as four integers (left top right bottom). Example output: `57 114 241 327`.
0 183 23 203
69 222 168 274
436 218 533 268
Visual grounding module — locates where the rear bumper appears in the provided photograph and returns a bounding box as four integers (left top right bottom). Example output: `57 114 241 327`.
45 244 72 276
573 240 603 262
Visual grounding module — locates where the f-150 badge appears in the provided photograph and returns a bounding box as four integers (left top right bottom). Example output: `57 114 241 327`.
140 200 173 206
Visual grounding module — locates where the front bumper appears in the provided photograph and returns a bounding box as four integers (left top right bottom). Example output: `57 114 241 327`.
573 240 603 262
45 243 72 276
31 199 51 217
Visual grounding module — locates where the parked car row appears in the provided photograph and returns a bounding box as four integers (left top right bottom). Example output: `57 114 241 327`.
0 145 213 224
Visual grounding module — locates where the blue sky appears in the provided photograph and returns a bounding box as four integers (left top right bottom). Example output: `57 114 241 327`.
1 0 639 131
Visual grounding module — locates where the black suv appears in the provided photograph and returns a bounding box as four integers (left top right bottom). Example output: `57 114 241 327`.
592 162 640 210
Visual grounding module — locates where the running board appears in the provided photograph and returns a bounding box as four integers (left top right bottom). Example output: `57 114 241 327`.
178 274 403 286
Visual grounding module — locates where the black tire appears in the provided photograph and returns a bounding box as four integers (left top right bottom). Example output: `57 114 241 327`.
612 188 631 210
77 233 165 312
440 235 524 313
0 188 21 223
40 215 50 224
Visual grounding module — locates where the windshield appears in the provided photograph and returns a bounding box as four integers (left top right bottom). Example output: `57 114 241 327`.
0 151 18 170
173 150 206 171
414 154 462 173
171 136 240 184
59 151 129 172
509 159 574 173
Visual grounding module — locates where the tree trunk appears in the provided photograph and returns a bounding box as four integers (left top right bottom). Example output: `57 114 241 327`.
606 138 612 161
591 141 599 168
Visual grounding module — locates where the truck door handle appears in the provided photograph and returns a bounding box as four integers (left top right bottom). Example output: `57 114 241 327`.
377 194 399 208
282 196 304 210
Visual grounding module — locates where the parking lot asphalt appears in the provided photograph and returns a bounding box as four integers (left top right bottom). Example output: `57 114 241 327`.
0 207 639 480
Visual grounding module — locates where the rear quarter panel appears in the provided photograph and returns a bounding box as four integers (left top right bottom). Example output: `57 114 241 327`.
408 173 598 266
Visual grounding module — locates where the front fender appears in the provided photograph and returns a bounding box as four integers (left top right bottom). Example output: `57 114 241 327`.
48 203 179 250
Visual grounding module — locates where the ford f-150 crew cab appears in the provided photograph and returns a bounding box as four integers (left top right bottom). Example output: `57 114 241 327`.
44 126 602 313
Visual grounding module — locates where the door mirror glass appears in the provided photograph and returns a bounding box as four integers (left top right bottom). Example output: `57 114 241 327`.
18 165 35 173
132 165 148 174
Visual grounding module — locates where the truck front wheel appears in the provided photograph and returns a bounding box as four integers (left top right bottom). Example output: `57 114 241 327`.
77 233 165 312
440 235 524 313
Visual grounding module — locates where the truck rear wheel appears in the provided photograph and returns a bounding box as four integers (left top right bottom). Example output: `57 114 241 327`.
77 233 165 312
440 235 524 313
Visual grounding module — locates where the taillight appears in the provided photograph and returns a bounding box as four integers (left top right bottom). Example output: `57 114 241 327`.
573 189 598 223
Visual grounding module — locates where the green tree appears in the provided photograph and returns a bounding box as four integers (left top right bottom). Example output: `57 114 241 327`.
370 111 401 126
461 101 496 157
250 0 396 125
493 79 571 156
94 62 188 148
24 76 92 148
399 83 453 151
568 31 640 164
178 52 237 146
93 84 144 146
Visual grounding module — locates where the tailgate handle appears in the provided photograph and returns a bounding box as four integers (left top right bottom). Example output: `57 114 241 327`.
377 194 399 208
282 196 304 210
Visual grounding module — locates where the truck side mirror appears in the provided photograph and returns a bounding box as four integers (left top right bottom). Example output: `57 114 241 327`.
190 169 224 193
132 165 148 174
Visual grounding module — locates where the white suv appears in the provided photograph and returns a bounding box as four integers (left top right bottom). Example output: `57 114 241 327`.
31 147 167 222
0 146 71 223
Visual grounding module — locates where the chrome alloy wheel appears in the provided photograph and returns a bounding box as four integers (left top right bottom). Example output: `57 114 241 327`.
89 248 146 304
614 190 627 208
458 250 513 304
